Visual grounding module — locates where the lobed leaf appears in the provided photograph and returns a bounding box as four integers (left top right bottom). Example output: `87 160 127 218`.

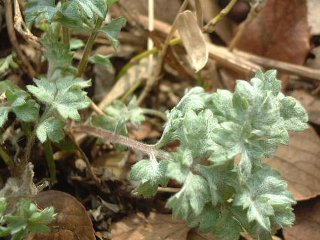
166 172 210 219
130 156 168 197
99 17 127 49
0 80 39 127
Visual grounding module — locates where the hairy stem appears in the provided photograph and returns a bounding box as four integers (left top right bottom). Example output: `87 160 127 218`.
73 125 170 160
76 18 103 77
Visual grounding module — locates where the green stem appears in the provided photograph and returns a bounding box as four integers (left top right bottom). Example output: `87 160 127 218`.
76 18 104 77
203 0 238 33
0 144 14 171
43 140 57 184
23 108 53 164
61 0 70 45
117 38 182 80
141 108 167 121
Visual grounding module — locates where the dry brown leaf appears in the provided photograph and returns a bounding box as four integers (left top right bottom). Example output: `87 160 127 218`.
188 230 219 240
111 212 189 240
30 190 95 240
176 10 208 72
291 90 320 125
283 197 320 240
265 127 320 201
234 0 310 65
98 58 148 110
307 0 320 35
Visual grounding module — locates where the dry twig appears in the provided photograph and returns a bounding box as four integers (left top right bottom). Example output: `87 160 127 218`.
5 0 36 79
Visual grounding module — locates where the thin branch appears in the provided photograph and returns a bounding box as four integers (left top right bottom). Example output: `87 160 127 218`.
203 0 238 33
5 0 36 79
67 131 101 186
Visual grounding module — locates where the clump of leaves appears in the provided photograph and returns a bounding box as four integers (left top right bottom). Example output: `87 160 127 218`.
130 70 308 240
0 0 126 181
91 97 145 136
0 2 126 238
0 197 56 240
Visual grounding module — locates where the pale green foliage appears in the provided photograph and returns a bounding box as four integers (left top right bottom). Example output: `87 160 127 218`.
0 198 56 240
130 70 308 240
0 81 39 127
91 97 145 136
26 71 91 142
41 33 74 74
130 156 168 197
89 54 112 67
0 54 18 77
27 72 91 121
24 0 57 26
99 17 127 48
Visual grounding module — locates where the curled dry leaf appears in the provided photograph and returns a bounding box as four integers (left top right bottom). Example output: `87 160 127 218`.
30 190 95 240
283 197 320 240
176 10 209 72
234 0 310 65
265 127 320 201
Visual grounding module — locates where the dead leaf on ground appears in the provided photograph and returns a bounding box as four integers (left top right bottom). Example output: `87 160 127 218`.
111 212 189 240
130 122 162 140
188 230 219 240
30 190 95 240
307 0 320 35
98 58 149 110
265 126 320 201
291 90 320 125
176 10 208 72
234 0 310 65
283 197 320 240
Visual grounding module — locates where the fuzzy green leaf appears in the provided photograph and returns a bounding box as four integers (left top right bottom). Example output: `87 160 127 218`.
92 97 145 136
27 72 91 121
41 34 74 73
130 156 168 197
0 80 39 127
24 0 57 26
0 107 10 127
165 149 193 183
166 172 210 219
56 0 108 32
2 200 56 239
99 17 126 48
0 54 18 76
89 54 112 67
196 161 236 205
36 117 65 143
234 165 296 231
